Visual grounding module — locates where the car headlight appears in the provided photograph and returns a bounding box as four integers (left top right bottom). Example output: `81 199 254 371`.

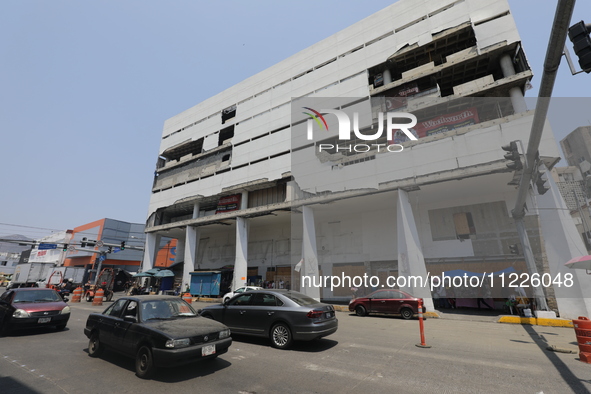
60 306 71 314
12 309 30 318
165 338 190 348
219 329 231 339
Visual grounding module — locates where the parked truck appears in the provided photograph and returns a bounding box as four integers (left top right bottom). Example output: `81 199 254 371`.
45 266 87 287
12 263 56 285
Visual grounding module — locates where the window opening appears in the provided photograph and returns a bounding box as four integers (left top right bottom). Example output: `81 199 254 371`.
222 105 237 124
219 125 234 146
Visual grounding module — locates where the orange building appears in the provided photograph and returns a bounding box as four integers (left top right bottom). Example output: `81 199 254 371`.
63 218 147 273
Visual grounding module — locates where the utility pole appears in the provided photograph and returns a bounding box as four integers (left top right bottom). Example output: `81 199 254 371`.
509 0 576 312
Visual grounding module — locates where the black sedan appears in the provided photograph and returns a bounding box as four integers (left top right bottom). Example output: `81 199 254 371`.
84 295 232 379
0 287 70 335
200 289 338 349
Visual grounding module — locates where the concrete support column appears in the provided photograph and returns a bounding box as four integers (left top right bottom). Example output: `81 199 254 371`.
141 233 161 272
234 217 249 291
383 69 392 85
301 205 321 301
537 174 591 319
175 238 185 266
183 226 199 293
240 191 248 210
500 54 527 114
397 190 434 311
183 202 200 293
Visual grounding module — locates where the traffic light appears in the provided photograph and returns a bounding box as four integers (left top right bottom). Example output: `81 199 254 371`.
120 241 126 250
81 237 87 248
568 21 591 73
62 244 69 252
509 244 519 255
107 246 113 253
502 141 523 171
535 167 550 195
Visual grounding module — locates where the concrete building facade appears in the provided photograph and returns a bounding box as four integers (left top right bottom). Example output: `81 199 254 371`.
560 126 591 177
142 0 591 318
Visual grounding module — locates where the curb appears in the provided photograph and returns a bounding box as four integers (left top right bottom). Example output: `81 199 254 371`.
498 315 574 327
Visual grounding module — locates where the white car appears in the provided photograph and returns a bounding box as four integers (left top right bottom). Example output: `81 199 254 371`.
222 286 263 303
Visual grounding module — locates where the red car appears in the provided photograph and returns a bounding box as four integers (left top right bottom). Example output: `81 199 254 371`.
349 289 425 319
0 287 71 334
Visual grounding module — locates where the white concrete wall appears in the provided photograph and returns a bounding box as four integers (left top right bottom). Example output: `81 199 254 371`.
148 0 518 217
292 111 561 195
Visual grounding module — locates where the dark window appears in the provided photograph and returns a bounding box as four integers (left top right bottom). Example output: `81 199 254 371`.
222 105 236 124
252 293 282 306
124 301 138 317
283 292 318 306
371 290 391 299
219 125 234 146
105 299 127 317
390 291 410 299
230 293 253 306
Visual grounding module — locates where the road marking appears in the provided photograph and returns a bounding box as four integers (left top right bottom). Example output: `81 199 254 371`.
0 352 69 393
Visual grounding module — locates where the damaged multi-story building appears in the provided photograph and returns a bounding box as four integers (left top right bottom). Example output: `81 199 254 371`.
142 0 591 318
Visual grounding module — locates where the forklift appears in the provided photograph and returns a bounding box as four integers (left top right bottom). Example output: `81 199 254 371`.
84 267 115 302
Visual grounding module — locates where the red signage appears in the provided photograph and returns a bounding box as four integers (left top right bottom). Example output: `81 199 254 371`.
216 194 242 214
413 107 479 138
385 82 420 110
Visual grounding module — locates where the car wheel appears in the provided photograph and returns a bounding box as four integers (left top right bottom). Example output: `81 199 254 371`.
270 323 293 349
85 293 93 302
355 305 367 317
135 346 156 379
106 292 113 302
400 307 414 320
88 332 104 357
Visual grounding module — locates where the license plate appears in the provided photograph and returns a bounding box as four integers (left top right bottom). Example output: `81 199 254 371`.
202 345 216 356
325 312 334 318
38 317 51 323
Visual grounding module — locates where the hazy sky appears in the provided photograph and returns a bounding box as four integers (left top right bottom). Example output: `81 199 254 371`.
1 0 591 240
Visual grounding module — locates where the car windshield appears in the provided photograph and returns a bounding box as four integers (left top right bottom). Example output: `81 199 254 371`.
282 291 320 306
141 299 197 321
13 290 62 303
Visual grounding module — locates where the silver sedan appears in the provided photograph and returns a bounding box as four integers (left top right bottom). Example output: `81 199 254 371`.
200 289 338 349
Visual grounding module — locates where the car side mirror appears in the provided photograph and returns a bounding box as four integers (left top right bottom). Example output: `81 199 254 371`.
123 315 138 323
223 299 229 306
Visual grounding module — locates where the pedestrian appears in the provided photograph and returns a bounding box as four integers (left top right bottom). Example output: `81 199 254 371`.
477 280 493 310
436 284 449 308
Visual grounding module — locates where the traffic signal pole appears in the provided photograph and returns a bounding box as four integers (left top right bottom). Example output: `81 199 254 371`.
510 0 576 312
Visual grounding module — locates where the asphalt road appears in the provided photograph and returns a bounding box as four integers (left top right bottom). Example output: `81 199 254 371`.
1 297 590 394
